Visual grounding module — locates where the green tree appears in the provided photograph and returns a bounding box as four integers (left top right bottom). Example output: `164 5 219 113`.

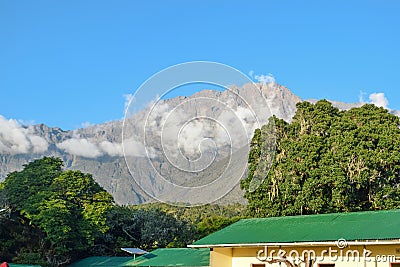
4 157 63 212
242 101 400 217
2 157 114 266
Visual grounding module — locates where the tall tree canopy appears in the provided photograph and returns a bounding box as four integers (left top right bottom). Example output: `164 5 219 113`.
1 157 114 266
241 100 400 217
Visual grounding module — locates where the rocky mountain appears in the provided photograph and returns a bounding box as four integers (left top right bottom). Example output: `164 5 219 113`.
0 83 364 205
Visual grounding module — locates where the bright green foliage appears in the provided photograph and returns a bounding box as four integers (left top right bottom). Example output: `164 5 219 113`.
242 101 400 217
4 157 63 212
1 157 114 266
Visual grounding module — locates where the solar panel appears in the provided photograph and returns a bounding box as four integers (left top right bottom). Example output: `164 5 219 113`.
121 248 148 255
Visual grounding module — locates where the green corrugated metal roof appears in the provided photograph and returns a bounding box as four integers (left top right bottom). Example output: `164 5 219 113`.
192 209 400 246
8 264 41 267
67 256 132 267
124 248 210 266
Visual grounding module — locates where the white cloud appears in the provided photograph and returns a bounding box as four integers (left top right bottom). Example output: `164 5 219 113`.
249 71 275 84
143 98 259 159
123 138 149 157
99 141 123 157
358 90 366 104
254 73 275 84
248 70 254 78
56 135 152 158
0 115 48 154
146 102 170 128
216 109 250 149
124 94 135 113
178 119 212 155
29 135 49 153
369 92 389 109
57 138 103 158
359 92 400 116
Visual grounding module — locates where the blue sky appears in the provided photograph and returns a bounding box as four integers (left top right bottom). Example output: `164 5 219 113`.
1 0 399 130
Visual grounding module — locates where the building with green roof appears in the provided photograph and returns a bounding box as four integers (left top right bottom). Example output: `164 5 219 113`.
67 256 132 267
66 210 400 267
67 248 209 267
124 248 210 267
8 264 42 267
189 209 400 267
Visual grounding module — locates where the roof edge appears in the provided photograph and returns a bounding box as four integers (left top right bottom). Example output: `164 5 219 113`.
189 239 400 248
237 209 400 222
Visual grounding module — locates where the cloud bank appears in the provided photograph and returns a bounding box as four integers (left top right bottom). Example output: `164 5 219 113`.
56 138 103 158
249 71 276 84
359 92 399 116
369 92 389 109
56 137 149 158
0 115 48 154
0 114 149 159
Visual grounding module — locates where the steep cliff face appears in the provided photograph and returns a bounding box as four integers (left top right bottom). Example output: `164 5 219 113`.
0 83 360 205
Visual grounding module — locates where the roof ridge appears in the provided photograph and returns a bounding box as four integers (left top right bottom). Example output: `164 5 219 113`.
241 208 400 221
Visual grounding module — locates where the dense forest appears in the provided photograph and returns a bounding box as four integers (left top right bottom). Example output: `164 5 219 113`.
0 157 244 266
241 100 400 216
1 100 400 266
